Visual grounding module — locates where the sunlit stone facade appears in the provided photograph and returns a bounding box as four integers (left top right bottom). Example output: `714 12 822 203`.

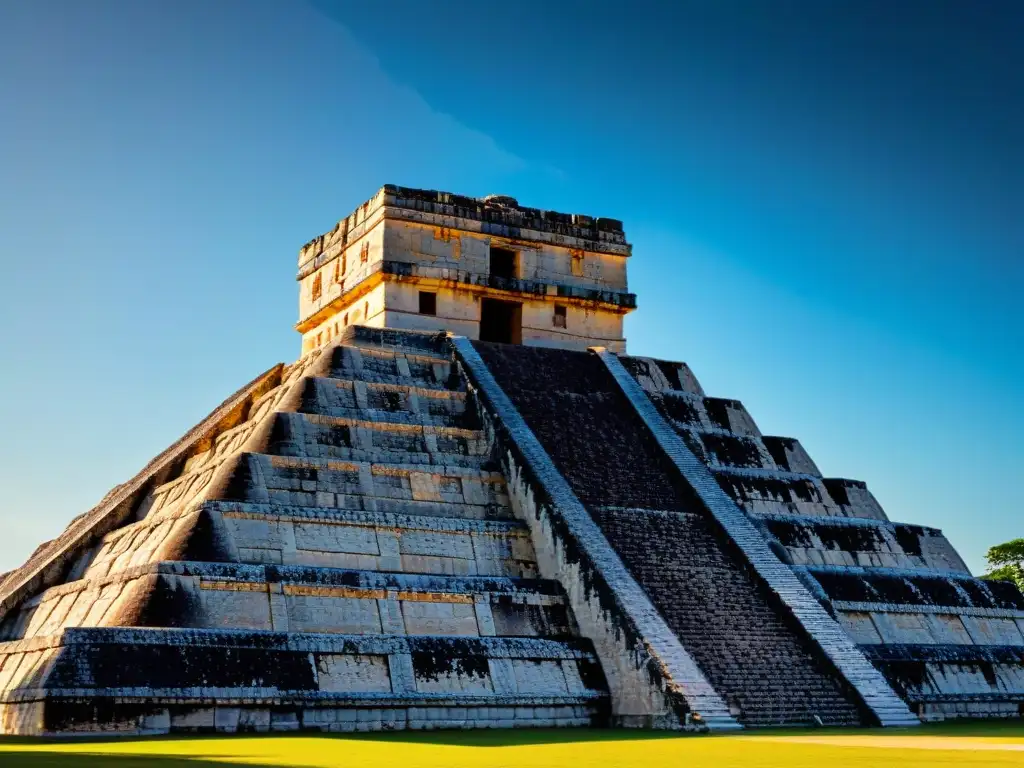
0 185 1019 736
295 186 635 354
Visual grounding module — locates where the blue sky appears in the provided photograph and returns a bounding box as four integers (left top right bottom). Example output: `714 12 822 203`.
0 0 1020 574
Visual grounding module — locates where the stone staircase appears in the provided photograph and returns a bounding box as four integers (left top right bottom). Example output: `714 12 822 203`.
590 508 863 726
472 341 875 728
621 354 1021 722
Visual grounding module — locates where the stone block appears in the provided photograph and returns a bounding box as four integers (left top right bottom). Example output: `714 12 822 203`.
409 473 442 502
171 708 216 731
388 652 416 693
270 711 300 732
512 660 569 695
473 599 496 636
402 600 478 636
238 709 271 732
317 654 391 693
214 707 241 732
141 709 171 733
378 597 406 635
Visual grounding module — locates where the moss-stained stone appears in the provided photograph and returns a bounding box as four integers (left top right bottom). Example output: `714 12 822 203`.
2 186 1021 734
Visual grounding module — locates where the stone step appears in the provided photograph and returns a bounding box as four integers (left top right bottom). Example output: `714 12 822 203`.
300 376 469 425
0 627 609 734
228 494 512 523
224 454 510 511
680 431 782 473
267 412 491 469
650 396 823 478
714 472 888 521
762 517 970 573
331 346 457 389
143 562 575 639
739 711 862 728
9 490 524 622
205 500 537 577
302 406 468 430
0 491 538 643
0 558 567 643
339 325 451 356
584 504 868 728
804 565 1024 612
648 390 761 438
340 343 453 367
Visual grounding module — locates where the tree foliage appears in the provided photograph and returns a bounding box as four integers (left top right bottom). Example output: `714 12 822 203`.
981 537 1024 591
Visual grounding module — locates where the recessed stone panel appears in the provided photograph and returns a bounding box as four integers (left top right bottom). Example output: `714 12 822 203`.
316 654 391 693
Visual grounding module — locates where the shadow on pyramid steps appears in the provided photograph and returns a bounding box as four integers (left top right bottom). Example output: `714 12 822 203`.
0 329 610 736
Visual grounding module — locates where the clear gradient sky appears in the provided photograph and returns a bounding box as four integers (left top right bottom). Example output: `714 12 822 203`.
0 1 1020 574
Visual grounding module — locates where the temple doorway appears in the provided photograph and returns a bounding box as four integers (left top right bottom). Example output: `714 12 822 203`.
479 299 522 344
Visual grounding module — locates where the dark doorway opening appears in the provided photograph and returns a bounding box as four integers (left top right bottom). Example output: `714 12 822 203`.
418 291 437 315
479 298 522 344
489 246 517 279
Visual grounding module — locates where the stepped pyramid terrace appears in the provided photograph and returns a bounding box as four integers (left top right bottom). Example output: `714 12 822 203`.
1 184 1021 736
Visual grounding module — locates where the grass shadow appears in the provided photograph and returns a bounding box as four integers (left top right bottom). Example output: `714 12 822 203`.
322 718 1024 746
325 726 691 747
0 727 688 752
0 718 1020 762
0 752 281 768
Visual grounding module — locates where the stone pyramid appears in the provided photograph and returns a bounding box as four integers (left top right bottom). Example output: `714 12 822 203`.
0 330 616 735
1 186 1020 735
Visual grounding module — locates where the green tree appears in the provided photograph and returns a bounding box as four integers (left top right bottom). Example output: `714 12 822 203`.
980 538 1024 591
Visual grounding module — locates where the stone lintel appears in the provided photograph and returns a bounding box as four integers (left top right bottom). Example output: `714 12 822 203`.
295 261 636 333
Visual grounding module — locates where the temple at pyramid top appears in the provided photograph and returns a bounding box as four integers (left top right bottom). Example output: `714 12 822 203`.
2 182 1020 737
295 185 637 354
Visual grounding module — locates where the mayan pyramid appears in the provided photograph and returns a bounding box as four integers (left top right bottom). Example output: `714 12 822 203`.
1 185 1020 735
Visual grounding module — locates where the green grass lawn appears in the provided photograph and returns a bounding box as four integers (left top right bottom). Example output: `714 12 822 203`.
1 721 1022 768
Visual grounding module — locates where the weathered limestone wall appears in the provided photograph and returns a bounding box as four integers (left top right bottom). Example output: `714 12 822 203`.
211 500 537 576
379 281 626 351
0 570 156 642
761 516 970 573
807 567 1024 646
27 563 572 639
295 186 634 354
298 199 388 329
382 219 629 294
861 644 1024 719
0 356 296 628
0 326 613 735
477 343 900 727
297 186 631 279
301 283 388 354
0 628 603 735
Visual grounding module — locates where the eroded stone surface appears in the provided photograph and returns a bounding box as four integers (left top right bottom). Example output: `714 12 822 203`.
0 328 609 735
3 187 1019 735
295 186 635 355
471 342 872 728
620 352 1024 722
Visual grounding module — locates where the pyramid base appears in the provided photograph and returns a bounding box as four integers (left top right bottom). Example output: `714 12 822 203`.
0 627 610 735
3 698 607 736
